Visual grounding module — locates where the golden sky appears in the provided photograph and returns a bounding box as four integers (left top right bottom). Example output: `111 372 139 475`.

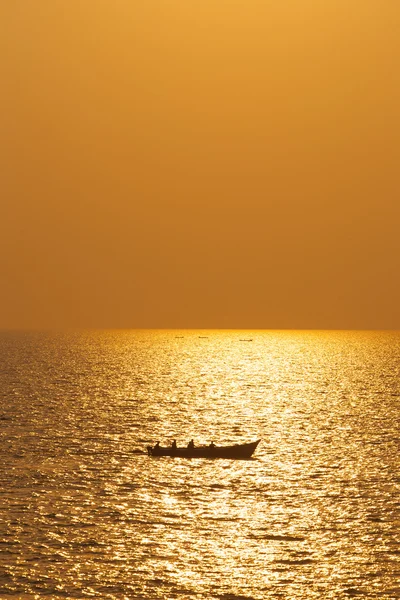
1 1 399 328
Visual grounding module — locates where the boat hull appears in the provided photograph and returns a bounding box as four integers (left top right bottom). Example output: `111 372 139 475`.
147 439 260 459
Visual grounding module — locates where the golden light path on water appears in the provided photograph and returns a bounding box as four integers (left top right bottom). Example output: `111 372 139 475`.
1 330 399 599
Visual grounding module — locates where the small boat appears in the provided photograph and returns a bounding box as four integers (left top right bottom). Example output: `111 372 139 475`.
147 439 260 460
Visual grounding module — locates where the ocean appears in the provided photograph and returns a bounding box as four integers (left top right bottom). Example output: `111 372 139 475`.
1 330 399 599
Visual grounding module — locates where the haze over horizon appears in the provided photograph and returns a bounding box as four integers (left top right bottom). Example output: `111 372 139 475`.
1 1 399 330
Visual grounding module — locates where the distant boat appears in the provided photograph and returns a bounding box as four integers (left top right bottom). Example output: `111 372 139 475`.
147 439 260 460
240 339 253 342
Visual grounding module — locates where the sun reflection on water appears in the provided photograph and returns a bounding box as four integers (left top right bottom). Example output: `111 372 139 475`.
1 330 399 598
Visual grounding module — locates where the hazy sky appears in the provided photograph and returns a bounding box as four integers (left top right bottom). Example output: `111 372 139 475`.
1 1 399 329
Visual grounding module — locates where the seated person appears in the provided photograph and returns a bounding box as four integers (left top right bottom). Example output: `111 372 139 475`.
171 439 177 450
154 441 160 450
209 441 215 449
187 439 194 449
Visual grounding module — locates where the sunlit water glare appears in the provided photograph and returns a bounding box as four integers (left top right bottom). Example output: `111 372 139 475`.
1 330 399 599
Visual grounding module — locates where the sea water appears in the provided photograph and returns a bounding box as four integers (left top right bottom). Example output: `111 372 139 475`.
1 330 399 599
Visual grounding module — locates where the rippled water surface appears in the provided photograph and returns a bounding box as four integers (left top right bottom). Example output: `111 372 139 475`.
1 330 399 599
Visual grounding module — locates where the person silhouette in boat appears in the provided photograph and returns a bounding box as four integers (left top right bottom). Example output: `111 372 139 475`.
154 441 160 450
209 441 215 449
171 440 177 451
187 439 194 450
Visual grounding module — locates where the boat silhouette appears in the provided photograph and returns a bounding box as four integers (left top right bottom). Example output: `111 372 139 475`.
147 439 260 459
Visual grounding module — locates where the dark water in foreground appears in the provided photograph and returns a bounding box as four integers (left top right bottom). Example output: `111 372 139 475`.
1 330 399 599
